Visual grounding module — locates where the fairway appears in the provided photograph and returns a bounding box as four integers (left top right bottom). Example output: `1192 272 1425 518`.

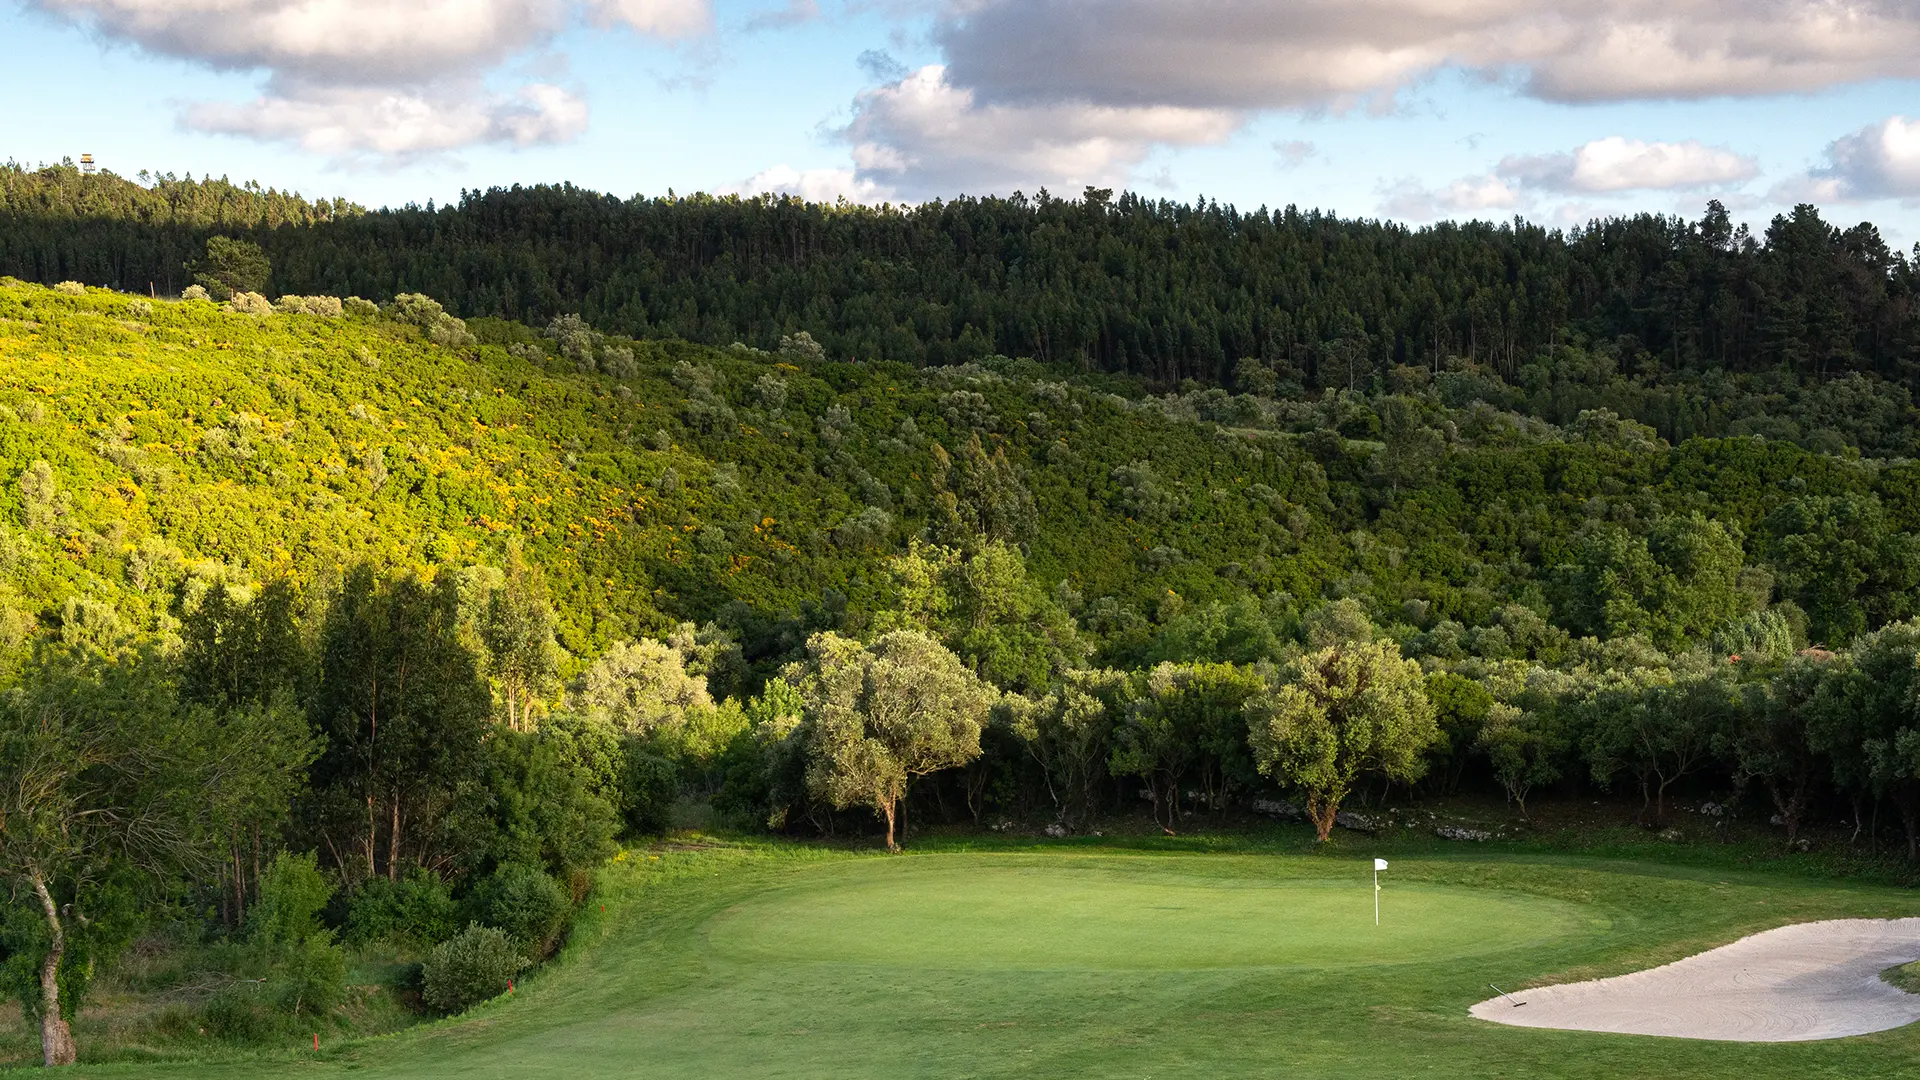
707 859 1591 970
60 844 1920 1080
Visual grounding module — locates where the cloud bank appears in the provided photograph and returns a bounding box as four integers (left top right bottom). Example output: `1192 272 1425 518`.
806 1 1914 203
935 0 1920 110
36 0 711 160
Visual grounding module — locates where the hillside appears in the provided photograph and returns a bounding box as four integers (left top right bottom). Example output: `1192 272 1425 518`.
3 276 1918 669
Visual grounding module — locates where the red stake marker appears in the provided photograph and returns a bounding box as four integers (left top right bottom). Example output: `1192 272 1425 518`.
314 1033 319 1051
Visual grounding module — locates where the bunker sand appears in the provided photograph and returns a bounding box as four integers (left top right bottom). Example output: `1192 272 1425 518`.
1472 918 1920 1041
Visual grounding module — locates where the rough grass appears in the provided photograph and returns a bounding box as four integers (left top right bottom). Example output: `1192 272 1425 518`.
42 832 1920 1079
1885 961 1920 995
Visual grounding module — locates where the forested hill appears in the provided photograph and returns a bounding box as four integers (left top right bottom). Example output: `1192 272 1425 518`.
2 276 1918 676
4 162 1918 399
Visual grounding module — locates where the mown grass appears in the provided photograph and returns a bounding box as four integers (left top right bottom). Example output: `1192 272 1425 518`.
37 830 1920 1080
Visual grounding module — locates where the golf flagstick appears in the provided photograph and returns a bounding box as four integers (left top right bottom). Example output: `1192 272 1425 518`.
1373 858 1387 925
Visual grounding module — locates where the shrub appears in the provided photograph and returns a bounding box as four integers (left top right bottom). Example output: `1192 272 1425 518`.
251 852 347 1016
126 298 153 318
228 291 273 316
202 983 272 1041
53 280 85 295
276 294 343 316
343 296 378 317
250 852 333 949
621 749 680 834
270 933 348 1016
344 870 458 947
470 863 570 958
421 924 525 1015
180 284 210 301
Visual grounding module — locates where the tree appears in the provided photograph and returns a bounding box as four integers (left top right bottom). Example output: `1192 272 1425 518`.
1477 704 1564 820
1112 662 1264 826
1244 640 1438 841
177 579 317 927
567 638 712 735
1424 671 1494 794
1007 670 1126 829
1731 652 1830 844
786 631 998 850
188 235 270 300
878 539 1084 693
478 550 562 731
0 650 247 1065
1583 655 1734 825
1805 620 1920 858
308 566 492 883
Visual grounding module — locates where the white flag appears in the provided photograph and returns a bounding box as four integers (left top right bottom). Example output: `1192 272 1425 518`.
1374 858 1389 870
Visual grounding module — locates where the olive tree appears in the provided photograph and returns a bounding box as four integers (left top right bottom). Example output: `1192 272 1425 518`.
786 631 998 850
1244 641 1437 841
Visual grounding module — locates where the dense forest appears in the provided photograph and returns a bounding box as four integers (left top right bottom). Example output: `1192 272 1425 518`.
5 162 1919 426
7 167 1920 1064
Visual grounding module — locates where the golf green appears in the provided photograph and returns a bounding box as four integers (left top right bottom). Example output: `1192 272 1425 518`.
59 844 1920 1079
706 858 1594 969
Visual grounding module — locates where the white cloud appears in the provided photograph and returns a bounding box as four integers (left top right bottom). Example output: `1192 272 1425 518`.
1814 116 1920 200
187 83 589 161
1379 174 1522 220
1499 137 1757 193
588 0 713 36
934 1 1920 111
721 164 892 203
839 65 1239 200
37 0 709 159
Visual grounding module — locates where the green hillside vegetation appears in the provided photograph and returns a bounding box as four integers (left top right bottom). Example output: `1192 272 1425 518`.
11 269 1920 1066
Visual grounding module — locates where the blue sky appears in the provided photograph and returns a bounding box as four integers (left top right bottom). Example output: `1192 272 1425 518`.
6 0 1920 246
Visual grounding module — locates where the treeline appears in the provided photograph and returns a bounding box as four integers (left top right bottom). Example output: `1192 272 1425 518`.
4 163 1918 401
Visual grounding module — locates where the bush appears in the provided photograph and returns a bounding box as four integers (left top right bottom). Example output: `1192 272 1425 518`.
276 294 343 316
251 852 347 1016
621 749 680 835
270 933 347 1016
344 870 458 947
420 924 525 1015
470 863 570 958
202 983 272 1041
343 295 378 317
53 280 85 295
228 291 273 316
250 852 332 950
180 284 210 301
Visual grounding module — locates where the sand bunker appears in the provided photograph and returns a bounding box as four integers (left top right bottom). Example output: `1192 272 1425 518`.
1471 918 1920 1041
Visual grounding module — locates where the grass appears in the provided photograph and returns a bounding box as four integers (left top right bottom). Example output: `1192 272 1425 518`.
37 831 1920 1080
1886 961 1920 995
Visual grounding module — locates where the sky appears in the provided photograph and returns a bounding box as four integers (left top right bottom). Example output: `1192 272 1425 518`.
5 0 1920 246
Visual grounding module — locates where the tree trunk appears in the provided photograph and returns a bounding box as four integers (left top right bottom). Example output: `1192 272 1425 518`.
31 871 77 1067
388 790 402 881
231 837 245 926
365 792 377 880
1307 792 1337 842
882 799 898 852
